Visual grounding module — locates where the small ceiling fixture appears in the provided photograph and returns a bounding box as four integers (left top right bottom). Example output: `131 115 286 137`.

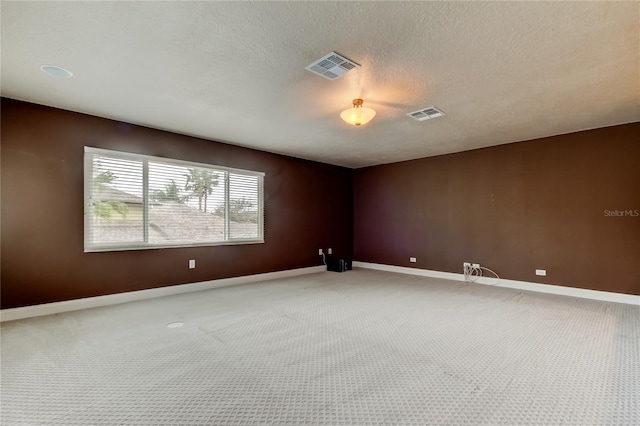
340 99 376 126
40 65 73 78
407 106 445 121
306 52 360 80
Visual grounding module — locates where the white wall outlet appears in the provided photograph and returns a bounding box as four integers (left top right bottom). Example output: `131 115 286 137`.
188 259 196 269
472 263 480 269
536 269 546 276
409 257 417 263
327 248 332 255
318 249 323 255
463 262 471 269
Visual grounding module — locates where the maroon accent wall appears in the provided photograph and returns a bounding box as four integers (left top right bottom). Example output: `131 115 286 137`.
2 98 637 309
354 123 640 295
1 98 353 309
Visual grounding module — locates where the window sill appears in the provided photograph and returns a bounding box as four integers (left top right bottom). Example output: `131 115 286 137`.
84 239 265 253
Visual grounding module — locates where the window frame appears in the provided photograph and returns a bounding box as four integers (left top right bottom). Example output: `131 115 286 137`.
84 146 264 252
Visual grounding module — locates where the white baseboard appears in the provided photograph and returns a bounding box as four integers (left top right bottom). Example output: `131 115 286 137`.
353 261 640 306
0 266 326 322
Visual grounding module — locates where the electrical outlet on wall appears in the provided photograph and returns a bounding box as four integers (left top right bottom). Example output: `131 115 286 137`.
536 269 546 276
410 257 417 263
188 259 196 269
328 248 332 255
318 249 323 255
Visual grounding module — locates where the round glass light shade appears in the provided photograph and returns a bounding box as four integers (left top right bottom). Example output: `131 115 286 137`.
340 101 376 126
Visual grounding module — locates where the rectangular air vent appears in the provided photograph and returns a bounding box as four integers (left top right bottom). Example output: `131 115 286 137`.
407 106 445 121
305 52 360 80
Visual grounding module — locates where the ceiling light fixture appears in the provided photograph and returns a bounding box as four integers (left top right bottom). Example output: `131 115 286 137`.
340 99 376 126
40 65 73 78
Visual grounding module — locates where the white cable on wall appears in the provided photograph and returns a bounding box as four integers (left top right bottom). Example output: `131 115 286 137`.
464 264 500 285
479 266 500 285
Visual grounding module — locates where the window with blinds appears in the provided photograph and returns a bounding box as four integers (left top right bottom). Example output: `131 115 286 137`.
84 147 264 252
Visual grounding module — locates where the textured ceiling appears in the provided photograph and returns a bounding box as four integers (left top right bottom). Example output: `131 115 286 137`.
2 2 638 168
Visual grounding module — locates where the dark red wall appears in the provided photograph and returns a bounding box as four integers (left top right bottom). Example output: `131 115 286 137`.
354 123 640 295
1 98 353 308
2 98 638 309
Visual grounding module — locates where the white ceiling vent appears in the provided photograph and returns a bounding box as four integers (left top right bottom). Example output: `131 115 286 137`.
305 52 360 80
407 106 445 121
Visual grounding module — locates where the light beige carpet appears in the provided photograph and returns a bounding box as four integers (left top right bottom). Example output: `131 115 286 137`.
1 269 638 425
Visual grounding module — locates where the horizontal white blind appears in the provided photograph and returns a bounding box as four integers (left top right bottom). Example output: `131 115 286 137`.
85 147 264 252
228 173 261 240
148 162 227 245
88 155 144 245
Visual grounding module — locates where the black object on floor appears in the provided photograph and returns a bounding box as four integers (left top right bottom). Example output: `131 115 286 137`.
327 259 351 272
